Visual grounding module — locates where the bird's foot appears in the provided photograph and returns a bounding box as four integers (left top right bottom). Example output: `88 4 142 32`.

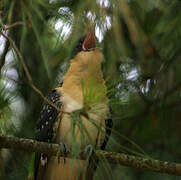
84 144 95 163
57 142 69 164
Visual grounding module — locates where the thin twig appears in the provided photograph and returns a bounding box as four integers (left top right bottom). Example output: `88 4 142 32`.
0 30 68 114
1 135 181 176
2 22 24 31
0 20 22 70
0 20 61 112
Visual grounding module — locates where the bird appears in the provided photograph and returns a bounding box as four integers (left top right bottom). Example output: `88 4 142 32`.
34 28 113 180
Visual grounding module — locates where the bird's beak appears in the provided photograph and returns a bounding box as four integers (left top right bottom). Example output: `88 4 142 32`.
82 29 96 51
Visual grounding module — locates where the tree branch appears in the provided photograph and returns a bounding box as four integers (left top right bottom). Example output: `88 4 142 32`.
0 27 69 115
2 21 24 31
0 135 181 176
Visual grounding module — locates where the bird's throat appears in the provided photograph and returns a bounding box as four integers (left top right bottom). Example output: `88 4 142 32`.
62 50 107 105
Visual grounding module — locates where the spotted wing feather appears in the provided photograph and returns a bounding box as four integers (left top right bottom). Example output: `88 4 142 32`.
34 89 62 180
101 117 113 150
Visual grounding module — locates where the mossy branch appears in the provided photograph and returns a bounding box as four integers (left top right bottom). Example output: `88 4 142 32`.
0 135 181 176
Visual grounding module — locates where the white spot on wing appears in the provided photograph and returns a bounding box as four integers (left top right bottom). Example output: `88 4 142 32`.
40 156 47 167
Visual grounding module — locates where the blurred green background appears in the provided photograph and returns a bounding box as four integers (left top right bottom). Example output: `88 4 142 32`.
0 0 181 179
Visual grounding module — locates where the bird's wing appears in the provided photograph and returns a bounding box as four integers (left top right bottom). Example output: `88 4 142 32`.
34 88 62 180
101 115 113 150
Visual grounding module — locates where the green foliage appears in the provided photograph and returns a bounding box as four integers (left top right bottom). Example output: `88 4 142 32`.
0 0 181 179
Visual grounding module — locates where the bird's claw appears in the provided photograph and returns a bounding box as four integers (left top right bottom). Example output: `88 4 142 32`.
84 144 94 163
57 142 69 164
